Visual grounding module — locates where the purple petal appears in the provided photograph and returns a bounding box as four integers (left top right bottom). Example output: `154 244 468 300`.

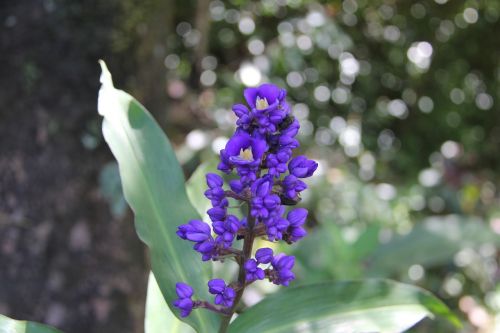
225 131 252 157
222 232 234 242
282 119 300 137
225 287 236 299
250 136 268 160
256 83 281 105
288 156 318 178
291 226 307 240
207 207 226 222
279 270 295 282
255 179 270 197
206 173 224 188
287 208 308 226
244 259 258 271
291 167 309 178
229 179 244 193
276 218 290 230
186 232 210 242
175 282 194 298
255 247 274 264
232 104 249 118
289 156 306 169
174 298 194 317
212 221 225 235
208 279 226 294
244 87 259 108
279 255 295 270
194 240 215 253
189 220 211 234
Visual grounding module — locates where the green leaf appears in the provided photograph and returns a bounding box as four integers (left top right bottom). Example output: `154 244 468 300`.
0 314 62 333
98 162 127 218
145 273 194 333
186 159 218 218
97 61 219 332
367 215 500 276
228 279 460 333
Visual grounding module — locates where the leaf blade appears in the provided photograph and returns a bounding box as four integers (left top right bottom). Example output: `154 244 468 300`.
186 159 219 219
0 314 62 333
227 279 460 333
97 61 219 332
145 272 195 333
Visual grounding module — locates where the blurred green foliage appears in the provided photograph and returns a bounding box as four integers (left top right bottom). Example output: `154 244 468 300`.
160 0 499 181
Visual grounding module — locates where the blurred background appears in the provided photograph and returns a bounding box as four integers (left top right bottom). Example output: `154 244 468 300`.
1 0 499 332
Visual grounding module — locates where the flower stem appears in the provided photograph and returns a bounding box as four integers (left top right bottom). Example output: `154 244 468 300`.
225 190 248 201
195 301 231 315
218 214 255 333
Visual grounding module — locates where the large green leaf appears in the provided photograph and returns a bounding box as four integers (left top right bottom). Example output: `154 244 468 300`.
0 315 62 333
186 159 218 218
97 61 219 332
367 215 500 276
145 273 194 333
227 279 460 333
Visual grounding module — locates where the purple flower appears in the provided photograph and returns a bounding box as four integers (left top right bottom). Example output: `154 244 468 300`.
176 282 194 298
220 131 267 168
250 176 282 220
279 119 300 149
229 179 244 193
173 83 316 316
232 104 253 129
255 247 274 264
208 279 235 307
281 118 300 138
193 239 217 261
263 215 289 241
282 175 307 200
177 220 217 261
269 104 290 124
270 254 295 286
289 156 318 178
252 176 272 197
206 173 224 188
286 208 308 242
244 83 283 111
207 207 226 222
264 194 281 210
279 136 299 150
204 173 228 208
242 84 291 134
244 259 265 282
176 220 212 242
266 149 291 176
212 215 240 248
173 282 194 317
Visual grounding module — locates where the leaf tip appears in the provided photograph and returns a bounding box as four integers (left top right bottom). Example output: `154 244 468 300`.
97 60 116 117
98 59 114 88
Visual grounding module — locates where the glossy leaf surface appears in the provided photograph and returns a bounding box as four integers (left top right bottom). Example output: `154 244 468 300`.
98 61 218 332
228 279 460 333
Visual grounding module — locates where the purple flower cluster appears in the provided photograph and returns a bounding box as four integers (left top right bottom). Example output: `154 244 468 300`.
208 279 236 307
243 248 295 286
173 83 317 319
173 283 194 317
